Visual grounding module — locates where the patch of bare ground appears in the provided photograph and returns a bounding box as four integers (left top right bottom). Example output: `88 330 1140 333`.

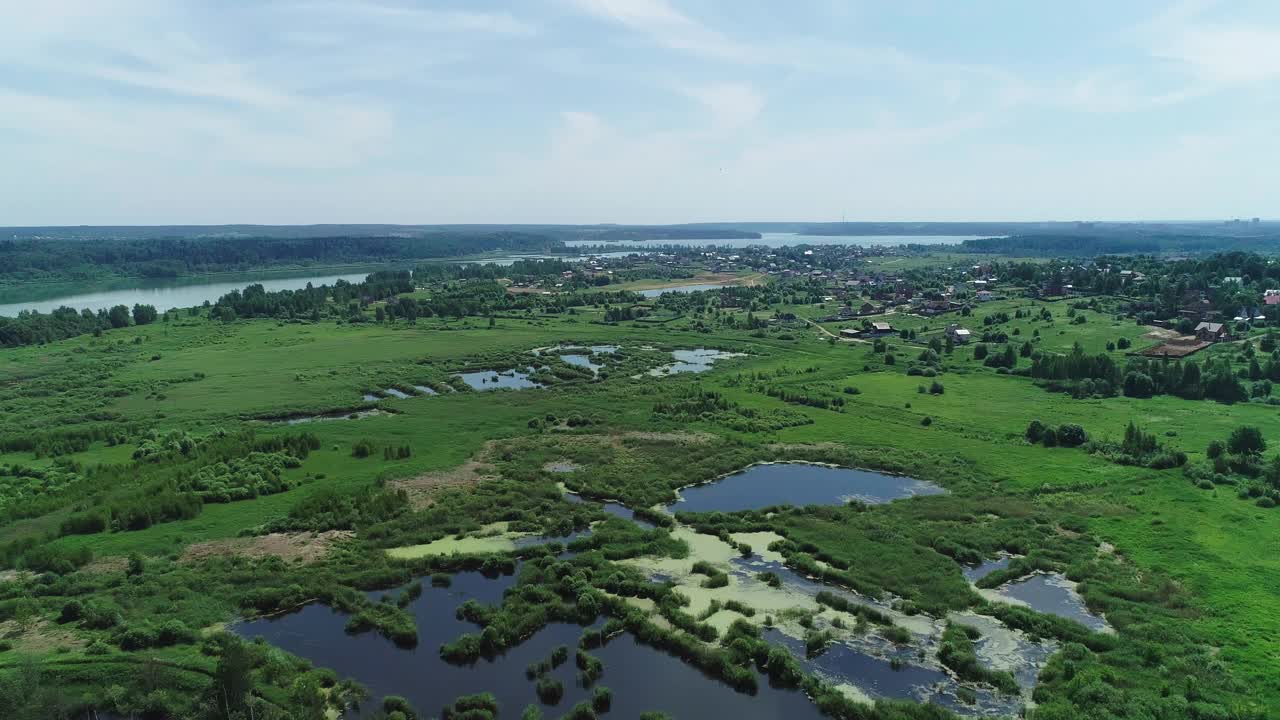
765 442 843 452
182 530 353 564
1143 326 1183 340
0 617 85 653
390 459 496 509
618 431 715 445
81 556 130 575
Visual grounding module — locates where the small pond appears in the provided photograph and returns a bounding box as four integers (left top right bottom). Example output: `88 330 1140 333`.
383 388 412 399
412 385 439 395
962 555 1012 582
670 463 946 514
648 348 743 376
990 573 1109 632
456 368 542 391
236 571 826 720
559 488 655 530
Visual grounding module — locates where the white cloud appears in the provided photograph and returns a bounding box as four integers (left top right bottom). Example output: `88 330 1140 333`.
567 0 751 60
678 83 764 129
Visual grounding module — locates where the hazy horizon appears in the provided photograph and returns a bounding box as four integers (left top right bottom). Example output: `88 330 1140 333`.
3 1 1279 225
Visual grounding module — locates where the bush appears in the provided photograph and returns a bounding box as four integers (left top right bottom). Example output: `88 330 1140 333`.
535 676 564 705
591 687 613 712
1206 440 1225 459
1228 426 1265 456
351 439 378 458
929 381 944 395
921 416 933 427
1057 424 1088 447
1026 420 1046 443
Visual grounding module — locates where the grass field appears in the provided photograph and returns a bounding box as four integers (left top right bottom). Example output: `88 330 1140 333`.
1 275 1277 718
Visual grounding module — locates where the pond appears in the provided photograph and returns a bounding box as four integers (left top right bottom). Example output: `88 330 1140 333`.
412 385 439 395
962 555 1012 582
456 368 542 391
670 463 946 514
235 571 827 720
647 348 743 375
988 573 1109 632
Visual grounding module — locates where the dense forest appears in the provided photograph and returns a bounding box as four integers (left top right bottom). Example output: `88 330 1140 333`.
0 233 562 285
959 233 1280 256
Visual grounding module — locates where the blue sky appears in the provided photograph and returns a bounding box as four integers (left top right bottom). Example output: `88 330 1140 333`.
2 0 1278 224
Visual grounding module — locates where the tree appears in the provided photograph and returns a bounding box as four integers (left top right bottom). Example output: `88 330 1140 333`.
127 553 145 577
1228 426 1266 456
107 305 131 328
375 306 386 323
1206 440 1225 459
1123 372 1154 398
212 637 254 719
973 344 989 360
1041 427 1059 447
131 304 158 325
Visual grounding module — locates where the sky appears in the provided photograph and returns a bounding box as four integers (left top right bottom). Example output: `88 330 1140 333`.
1 0 1278 225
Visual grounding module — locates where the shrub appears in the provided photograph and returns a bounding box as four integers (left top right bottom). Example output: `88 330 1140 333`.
1057 424 1088 447
1026 420 1046 443
1228 426 1265 456
535 676 564 705
351 439 378 458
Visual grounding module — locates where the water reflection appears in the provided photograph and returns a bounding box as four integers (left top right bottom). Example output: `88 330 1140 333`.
456 368 542 391
670 463 946 514
236 572 825 720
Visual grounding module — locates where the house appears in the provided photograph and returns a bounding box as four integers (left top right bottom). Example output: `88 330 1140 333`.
857 301 878 316
1222 276 1244 285
976 290 994 302
1265 289 1280 306
1195 322 1227 342
945 325 972 344
867 321 895 337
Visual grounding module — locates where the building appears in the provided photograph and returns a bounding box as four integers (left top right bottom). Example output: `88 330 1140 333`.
839 328 862 340
867 321 895 337
945 325 972 344
976 290 994 302
1265 289 1280 306
1195 322 1227 342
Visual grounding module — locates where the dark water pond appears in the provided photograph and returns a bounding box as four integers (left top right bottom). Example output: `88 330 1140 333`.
456 368 542 391
996 574 1108 631
237 572 825 720
670 463 946 514
963 556 1012 582
559 490 655 530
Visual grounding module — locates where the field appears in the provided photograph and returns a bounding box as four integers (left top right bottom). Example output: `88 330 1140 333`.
0 265 1276 720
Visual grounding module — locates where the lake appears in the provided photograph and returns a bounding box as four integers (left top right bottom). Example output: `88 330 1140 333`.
236 570 826 720
638 283 728 297
565 233 990 250
0 271 371 316
670 463 945 514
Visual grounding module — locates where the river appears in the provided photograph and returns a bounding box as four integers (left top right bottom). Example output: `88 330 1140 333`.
0 271 374 317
